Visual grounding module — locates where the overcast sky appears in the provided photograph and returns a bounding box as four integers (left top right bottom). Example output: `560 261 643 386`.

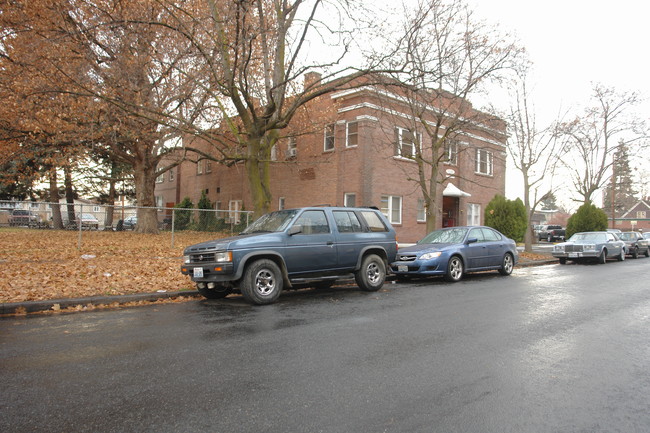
465 0 650 208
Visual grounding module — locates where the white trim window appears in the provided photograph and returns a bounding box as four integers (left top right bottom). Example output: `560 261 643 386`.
346 121 358 148
271 144 278 161
156 173 165 183
197 160 204 175
467 203 481 226
206 160 212 173
394 127 421 159
417 198 426 222
637 211 646 219
475 149 493 175
445 140 458 165
324 124 335 151
229 200 243 223
168 169 174 182
344 193 356 207
279 197 285 210
287 137 297 158
381 195 402 225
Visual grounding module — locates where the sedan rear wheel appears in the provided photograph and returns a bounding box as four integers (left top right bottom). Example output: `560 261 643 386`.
444 256 464 282
498 253 514 276
632 246 639 259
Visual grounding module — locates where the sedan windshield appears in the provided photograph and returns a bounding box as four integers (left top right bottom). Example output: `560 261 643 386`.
418 228 468 244
570 233 606 242
241 209 298 234
618 233 636 241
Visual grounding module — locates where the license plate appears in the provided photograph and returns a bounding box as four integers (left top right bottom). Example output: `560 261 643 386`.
193 267 204 278
568 253 580 258
398 265 408 272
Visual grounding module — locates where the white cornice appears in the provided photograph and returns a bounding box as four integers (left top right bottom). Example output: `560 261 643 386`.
337 102 505 148
332 85 505 144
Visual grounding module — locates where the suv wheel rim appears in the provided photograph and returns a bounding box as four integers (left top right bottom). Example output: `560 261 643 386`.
366 262 381 284
254 269 276 296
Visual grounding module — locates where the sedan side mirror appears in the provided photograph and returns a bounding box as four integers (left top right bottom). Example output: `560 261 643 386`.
466 237 478 245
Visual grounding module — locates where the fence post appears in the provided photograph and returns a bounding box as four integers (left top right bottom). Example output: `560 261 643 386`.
171 208 176 248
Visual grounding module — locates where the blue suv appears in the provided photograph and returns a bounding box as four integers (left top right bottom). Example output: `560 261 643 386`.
181 207 397 304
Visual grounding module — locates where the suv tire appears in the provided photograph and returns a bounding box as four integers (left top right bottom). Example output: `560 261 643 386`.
355 254 386 291
240 259 283 305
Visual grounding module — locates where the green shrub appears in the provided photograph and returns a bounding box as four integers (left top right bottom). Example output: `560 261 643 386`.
174 197 194 231
566 203 608 238
196 191 220 232
484 195 527 242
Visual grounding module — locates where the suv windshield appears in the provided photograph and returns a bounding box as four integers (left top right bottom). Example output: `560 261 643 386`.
242 209 298 234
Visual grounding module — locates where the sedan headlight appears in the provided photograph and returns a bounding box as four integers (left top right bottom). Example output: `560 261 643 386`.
583 244 596 252
553 245 565 252
419 251 442 260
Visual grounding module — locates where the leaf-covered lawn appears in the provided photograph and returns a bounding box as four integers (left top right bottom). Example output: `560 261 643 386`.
0 228 224 303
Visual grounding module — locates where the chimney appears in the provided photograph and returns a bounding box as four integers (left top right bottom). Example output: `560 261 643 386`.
303 72 322 91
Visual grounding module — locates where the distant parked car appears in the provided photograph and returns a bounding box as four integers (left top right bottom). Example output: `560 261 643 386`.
552 231 626 264
643 232 650 241
537 225 565 242
390 226 518 282
122 215 137 230
618 231 650 258
9 209 40 227
75 213 99 230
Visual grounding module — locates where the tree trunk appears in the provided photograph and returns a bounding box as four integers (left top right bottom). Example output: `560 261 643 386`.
523 176 533 253
133 159 159 234
64 165 75 223
105 163 117 227
246 136 272 219
49 168 63 230
425 159 440 233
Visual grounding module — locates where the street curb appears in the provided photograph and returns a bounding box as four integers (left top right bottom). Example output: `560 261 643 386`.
1 260 558 316
0 290 201 316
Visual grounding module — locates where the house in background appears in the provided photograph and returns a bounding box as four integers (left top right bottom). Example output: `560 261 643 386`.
612 199 650 231
155 74 508 242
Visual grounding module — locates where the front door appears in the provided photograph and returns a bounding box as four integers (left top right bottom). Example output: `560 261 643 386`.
442 196 459 227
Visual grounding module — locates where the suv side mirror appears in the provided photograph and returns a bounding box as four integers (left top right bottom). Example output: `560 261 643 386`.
288 225 302 236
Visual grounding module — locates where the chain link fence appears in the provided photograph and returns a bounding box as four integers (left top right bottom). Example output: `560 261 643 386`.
0 201 253 247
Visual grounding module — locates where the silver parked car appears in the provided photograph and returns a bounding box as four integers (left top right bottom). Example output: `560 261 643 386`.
552 231 626 264
618 231 650 258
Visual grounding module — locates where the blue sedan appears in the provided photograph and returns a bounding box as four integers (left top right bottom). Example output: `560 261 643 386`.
390 226 518 282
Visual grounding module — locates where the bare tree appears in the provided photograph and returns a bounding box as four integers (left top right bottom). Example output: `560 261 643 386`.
505 67 563 252
380 0 524 231
557 84 647 207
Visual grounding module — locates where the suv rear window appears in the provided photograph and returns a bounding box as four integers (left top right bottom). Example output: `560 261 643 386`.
359 210 388 232
333 211 363 233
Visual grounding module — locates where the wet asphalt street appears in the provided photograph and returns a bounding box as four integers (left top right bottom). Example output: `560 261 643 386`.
2 259 650 433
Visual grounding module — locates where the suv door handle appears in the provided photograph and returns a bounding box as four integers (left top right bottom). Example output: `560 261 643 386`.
327 241 334 246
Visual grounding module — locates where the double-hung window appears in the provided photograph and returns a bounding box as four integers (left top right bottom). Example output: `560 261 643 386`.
344 193 356 207
445 140 458 165
417 198 426 222
380 195 402 225
394 127 421 159
346 121 358 147
324 124 335 151
475 149 493 175
467 203 481 226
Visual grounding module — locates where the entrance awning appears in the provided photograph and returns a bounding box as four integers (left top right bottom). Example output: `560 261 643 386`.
443 183 471 197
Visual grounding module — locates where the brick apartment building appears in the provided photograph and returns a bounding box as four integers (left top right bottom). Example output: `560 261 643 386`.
155 74 507 242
